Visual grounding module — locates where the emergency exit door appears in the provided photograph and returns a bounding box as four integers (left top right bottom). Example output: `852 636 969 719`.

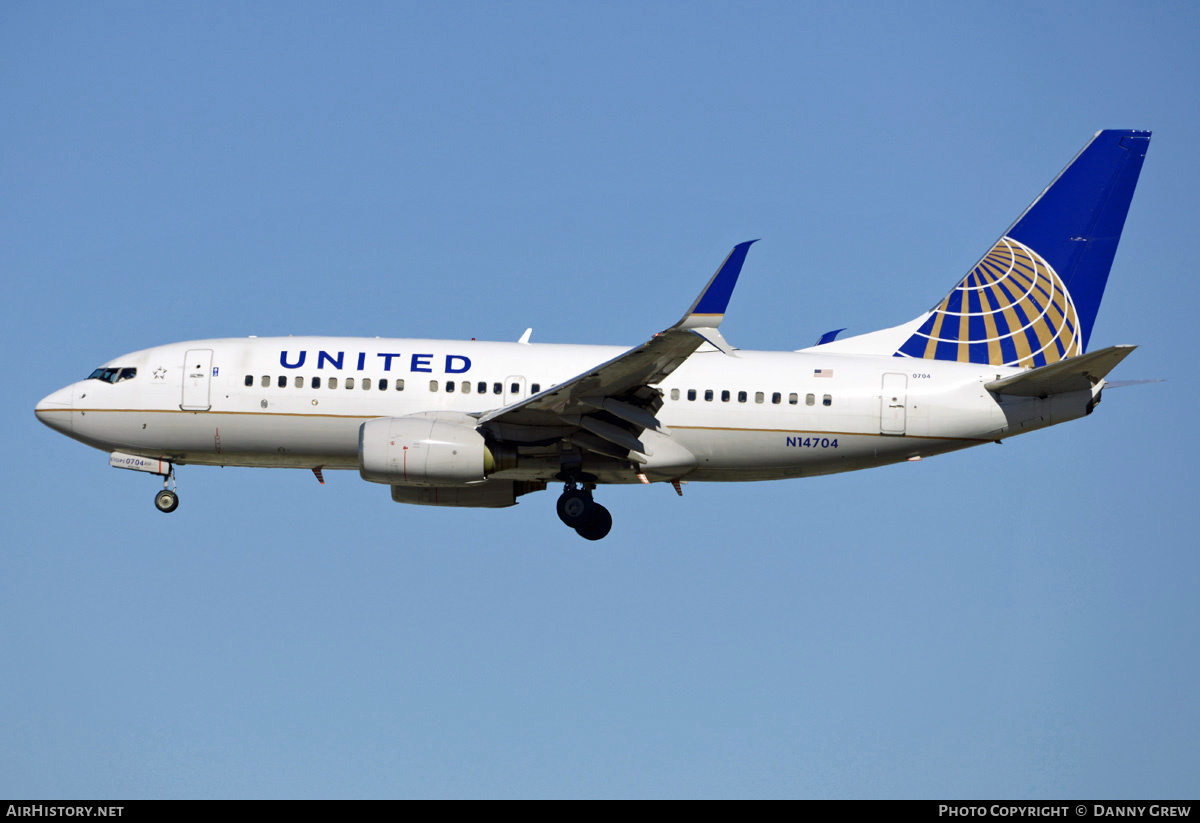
503 375 526 406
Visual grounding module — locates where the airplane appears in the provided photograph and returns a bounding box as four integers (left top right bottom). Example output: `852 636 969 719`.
35 129 1152 540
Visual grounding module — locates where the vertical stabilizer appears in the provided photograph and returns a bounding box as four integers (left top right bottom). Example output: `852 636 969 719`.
888 130 1150 367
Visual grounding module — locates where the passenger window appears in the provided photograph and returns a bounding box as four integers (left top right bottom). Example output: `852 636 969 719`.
670 388 680 401
531 383 541 394
294 376 303 388
396 379 405 391
345 377 355 389
687 389 697 401
277 375 287 388
737 391 747 403
755 392 764 404
244 375 253 387
429 380 438 392
788 393 798 405
378 378 386 390
477 381 487 394
510 382 519 394
823 394 832 407
806 393 815 406
704 389 714 401
721 390 730 402
312 376 321 389
772 392 781 404
446 381 455 393
493 383 502 395
362 378 371 390
261 375 270 388
462 381 471 394
328 377 338 389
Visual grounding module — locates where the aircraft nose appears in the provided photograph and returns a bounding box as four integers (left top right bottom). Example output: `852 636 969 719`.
35 385 74 435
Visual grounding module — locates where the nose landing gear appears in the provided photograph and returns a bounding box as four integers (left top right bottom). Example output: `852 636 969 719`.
556 480 612 540
108 452 181 514
154 488 179 513
154 466 179 513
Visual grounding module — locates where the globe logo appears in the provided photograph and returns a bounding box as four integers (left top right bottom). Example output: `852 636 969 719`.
897 237 1081 367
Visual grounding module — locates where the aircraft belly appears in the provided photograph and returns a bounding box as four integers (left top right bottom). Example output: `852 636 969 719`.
210 412 364 458
70 410 363 467
671 427 864 476
671 428 980 481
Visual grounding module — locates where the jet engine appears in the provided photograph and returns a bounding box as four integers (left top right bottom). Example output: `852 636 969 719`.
359 414 502 486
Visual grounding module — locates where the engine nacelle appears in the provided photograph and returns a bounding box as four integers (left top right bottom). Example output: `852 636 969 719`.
359 415 488 486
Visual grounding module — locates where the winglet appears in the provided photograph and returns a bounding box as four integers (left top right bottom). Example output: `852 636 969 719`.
816 328 847 346
678 240 758 330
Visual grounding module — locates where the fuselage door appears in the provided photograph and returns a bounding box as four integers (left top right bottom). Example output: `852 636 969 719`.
880 372 907 435
503 376 526 406
181 349 214 411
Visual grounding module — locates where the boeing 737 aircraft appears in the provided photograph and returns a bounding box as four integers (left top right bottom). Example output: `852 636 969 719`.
36 130 1151 540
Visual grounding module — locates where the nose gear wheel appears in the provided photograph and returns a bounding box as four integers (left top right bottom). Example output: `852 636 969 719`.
154 489 179 513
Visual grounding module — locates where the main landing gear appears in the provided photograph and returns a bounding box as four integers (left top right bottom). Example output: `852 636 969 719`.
556 480 612 541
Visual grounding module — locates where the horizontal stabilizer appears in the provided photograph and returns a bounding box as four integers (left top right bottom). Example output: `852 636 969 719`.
985 345 1136 397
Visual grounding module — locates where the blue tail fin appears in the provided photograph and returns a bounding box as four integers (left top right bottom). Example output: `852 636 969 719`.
895 130 1151 367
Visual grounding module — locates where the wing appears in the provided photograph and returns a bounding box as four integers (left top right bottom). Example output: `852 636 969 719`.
477 241 757 470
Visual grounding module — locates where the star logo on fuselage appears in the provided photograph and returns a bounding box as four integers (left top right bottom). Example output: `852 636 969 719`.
153 367 167 380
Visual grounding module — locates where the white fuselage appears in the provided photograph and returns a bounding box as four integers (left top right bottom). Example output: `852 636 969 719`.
35 336 1097 485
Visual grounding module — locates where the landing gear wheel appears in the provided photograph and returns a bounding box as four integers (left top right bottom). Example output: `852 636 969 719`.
556 489 594 527
154 489 179 513
575 504 612 541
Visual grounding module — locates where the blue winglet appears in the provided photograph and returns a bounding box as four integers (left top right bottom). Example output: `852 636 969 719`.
816 328 846 346
683 240 758 324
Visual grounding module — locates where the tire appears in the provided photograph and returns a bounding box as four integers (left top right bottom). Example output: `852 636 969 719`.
575 504 612 541
556 489 594 527
154 489 179 513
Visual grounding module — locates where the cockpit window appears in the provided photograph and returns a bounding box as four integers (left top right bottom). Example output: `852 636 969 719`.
88 367 136 384
88 368 118 383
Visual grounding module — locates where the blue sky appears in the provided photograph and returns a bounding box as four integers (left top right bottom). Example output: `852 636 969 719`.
2 1 1197 798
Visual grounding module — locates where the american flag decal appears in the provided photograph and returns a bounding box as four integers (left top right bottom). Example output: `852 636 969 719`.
814 369 833 378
